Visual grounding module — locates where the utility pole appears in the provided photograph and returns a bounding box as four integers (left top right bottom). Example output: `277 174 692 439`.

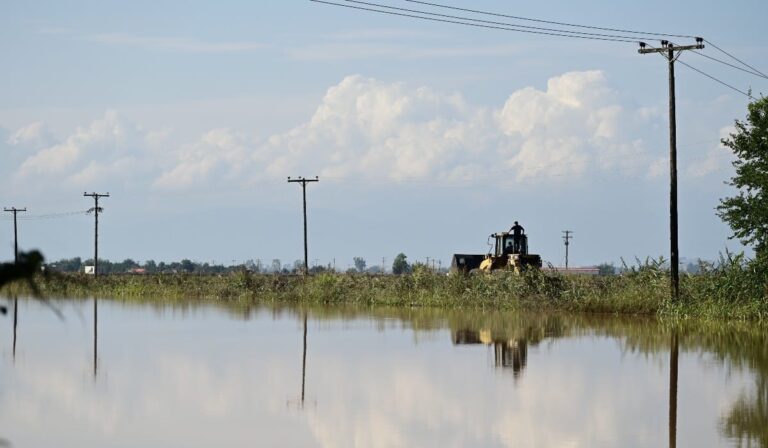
84 192 110 277
287 176 319 275
382 257 386 274
4 207 27 263
639 38 704 301
562 231 573 271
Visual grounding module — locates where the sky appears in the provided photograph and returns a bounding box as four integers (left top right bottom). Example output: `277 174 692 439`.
1 0 767 269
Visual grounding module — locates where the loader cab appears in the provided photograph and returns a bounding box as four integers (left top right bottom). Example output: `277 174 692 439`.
492 232 528 257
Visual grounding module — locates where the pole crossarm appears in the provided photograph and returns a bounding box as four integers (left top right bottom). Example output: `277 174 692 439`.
638 43 704 55
287 176 320 185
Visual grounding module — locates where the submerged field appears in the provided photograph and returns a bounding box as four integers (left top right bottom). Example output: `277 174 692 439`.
4 260 767 321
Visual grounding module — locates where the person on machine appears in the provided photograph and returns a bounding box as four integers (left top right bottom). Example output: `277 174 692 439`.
510 221 524 253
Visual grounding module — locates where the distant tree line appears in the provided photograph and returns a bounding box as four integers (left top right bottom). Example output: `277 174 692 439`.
43 253 430 275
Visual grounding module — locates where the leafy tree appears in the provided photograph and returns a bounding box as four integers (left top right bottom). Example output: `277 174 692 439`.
353 257 367 273
392 253 410 275
718 97 768 262
597 263 616 276
179 259 195 273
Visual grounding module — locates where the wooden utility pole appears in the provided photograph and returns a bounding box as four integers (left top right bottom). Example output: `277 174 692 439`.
4 207 26 263
639 38 704 300
287 177 319 275
562 230 573 270
84 192 110 277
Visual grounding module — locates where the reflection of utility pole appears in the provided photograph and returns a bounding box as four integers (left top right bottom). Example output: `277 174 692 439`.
301 313 307 406
84 192 110 277
669 330 679 448
287 176 319 275
93 298 98 379
4 207 26 263
12 297 18 361
562 231 573 270
639 39 704 301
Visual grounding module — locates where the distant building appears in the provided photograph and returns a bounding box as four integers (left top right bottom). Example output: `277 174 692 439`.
84 266 95 275
542 267 600 276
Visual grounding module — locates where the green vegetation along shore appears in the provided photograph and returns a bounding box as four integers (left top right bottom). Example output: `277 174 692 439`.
3 257 767 321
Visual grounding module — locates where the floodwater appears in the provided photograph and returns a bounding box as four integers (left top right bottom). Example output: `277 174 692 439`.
1 298 766 448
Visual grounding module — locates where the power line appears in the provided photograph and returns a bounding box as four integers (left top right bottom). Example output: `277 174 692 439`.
0 210 89 221
690 50 768 80
338 0 657 41
309 0 640 43
678 59 755 100
705 39 768 80
643 42 755 100
404 0 697 39
315 2 760 101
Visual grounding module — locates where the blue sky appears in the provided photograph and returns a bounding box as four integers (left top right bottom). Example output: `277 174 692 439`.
1 0 767 269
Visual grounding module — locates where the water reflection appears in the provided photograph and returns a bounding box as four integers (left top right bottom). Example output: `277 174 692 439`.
12 297 17 361
2 300 767 448
669 331 679 448
93 297 98 378
452 330 529 378
301 312 307 406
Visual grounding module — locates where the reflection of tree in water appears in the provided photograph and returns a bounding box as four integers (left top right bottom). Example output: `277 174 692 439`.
722 377 768 447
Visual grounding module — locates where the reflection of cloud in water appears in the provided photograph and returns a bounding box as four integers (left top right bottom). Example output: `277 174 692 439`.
0 302 761 447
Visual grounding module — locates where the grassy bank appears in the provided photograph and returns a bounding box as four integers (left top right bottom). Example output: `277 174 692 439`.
3 259 767 321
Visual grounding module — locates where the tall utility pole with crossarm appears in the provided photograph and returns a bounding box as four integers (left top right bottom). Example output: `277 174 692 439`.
287 176 319 275
562 230 573 271
84 192 110 277
3 207 26 263
639 38 704 301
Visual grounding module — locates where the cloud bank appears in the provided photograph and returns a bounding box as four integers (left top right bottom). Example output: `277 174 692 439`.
6 71 730 193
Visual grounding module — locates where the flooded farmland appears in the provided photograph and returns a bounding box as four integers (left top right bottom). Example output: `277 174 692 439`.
1 298 766 448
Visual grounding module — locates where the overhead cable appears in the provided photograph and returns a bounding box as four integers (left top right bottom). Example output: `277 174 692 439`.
340 0 654 41
310 0 639 43
705 39 768 79
404 0 697 39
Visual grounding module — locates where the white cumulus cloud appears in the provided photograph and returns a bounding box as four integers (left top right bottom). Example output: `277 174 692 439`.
9 71 698 192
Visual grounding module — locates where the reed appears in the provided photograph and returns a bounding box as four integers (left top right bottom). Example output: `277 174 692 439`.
3 259 766 321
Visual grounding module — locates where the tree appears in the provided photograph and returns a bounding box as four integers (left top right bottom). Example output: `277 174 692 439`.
353 257 367 273
392 253 409 275
718 97 768 261
180 259 195 273
597 263 616 276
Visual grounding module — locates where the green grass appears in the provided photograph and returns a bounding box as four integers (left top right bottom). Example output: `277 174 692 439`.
3 256 766 321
